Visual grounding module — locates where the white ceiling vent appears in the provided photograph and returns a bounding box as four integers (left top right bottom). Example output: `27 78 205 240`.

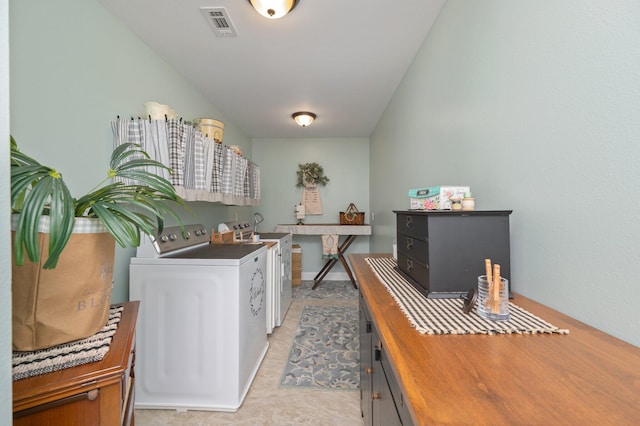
200 7 237 38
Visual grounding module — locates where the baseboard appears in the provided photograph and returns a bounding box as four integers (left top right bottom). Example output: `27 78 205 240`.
301 271 349 281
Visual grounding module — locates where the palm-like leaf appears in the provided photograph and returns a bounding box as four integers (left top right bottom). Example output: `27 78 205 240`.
11 139 184 269
11 142 76 268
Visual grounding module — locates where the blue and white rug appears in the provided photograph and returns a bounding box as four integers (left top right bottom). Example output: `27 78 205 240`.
281 304 359 389
292 280 358 301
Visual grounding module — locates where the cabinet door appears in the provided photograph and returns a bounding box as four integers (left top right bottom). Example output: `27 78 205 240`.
373 342 402 426
360 294 373 424
381 344 414 426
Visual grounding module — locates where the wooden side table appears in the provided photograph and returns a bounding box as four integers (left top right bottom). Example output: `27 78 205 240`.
13 301 139 426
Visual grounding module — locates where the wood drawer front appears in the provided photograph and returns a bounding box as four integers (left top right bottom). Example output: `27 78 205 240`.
396 214 428 239
396 234 428 259
397 253 429 291
13 389 102 426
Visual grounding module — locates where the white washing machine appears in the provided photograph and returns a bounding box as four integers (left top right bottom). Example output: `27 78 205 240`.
221 219 293 331
129 224 268 412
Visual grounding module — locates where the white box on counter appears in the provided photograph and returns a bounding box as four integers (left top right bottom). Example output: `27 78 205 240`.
408 186 470 210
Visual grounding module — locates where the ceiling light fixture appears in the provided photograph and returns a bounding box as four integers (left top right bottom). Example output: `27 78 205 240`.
248 0 299 20
292 112 316 127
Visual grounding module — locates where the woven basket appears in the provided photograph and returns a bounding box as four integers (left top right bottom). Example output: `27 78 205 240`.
339 203 365 225
292 244 302 286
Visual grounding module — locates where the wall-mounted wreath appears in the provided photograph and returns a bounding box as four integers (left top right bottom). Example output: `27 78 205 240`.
296 162 330 187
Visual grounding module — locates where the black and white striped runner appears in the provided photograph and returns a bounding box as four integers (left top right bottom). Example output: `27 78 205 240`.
12 305 124 381
365 258 568 335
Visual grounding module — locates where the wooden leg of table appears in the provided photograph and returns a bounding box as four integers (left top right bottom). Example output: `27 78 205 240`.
337 235 358 289
312 258 338 289
312 235 359 290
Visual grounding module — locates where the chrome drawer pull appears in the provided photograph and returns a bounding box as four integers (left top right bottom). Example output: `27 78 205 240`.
405 216 413 228
406 259 414 272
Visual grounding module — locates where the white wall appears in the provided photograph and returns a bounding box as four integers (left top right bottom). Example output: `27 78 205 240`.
8 0 255 303
370 0 640 346
252 138 370 276
1 0 12 422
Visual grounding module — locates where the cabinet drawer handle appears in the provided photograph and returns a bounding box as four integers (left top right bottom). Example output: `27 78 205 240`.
14 389 100 419
406 259 414 272
406 237 414 250
405 216 413 228
372 393 381 400
365 367 374 374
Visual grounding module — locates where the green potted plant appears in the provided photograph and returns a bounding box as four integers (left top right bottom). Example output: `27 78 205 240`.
10 135 185 351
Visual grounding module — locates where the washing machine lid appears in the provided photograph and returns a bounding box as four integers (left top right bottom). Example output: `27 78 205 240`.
166 243 264 260
131 243 267 266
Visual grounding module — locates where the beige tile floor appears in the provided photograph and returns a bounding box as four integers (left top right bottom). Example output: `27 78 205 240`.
134 297 363 426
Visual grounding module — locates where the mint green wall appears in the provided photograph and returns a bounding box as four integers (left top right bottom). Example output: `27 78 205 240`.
252 138 370 276
371 1 640 346
9 0 254 303
1 0 11 421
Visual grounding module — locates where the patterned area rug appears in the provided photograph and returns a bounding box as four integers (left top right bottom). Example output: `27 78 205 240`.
12 305 123 381
292 280 358 300
281 305 359 389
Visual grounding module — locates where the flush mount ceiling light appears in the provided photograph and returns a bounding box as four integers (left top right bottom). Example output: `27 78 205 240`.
248 0 299 19
292 112 316 127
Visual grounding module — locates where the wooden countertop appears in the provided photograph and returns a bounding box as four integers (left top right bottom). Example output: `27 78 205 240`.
350 254 640 425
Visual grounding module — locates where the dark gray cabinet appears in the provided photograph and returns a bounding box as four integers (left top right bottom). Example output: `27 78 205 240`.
360 292 373 423
394 210 512 298
360 293 412 426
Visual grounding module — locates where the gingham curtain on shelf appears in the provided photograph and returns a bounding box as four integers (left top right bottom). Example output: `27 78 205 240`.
110 117 260 205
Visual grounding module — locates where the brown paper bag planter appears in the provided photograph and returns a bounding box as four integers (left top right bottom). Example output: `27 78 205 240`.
10 137 184 352
12 216 114 351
